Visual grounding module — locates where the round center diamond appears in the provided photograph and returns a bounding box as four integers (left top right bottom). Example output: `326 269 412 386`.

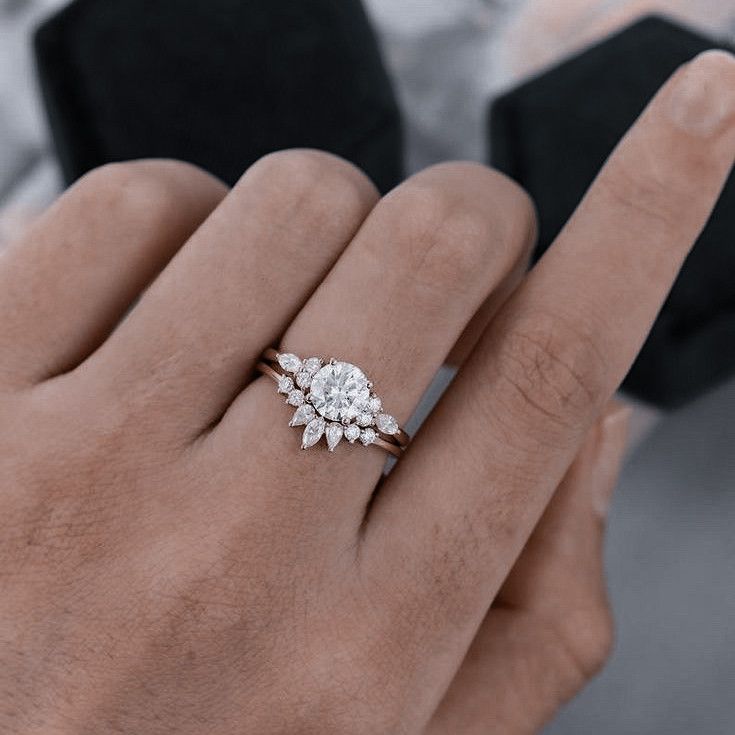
309 362 370 422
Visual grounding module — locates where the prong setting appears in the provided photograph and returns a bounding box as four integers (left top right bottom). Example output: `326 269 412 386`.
266 352 405 456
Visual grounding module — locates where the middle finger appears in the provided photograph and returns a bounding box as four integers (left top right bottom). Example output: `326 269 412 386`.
361 53 735 727
80 150 379 441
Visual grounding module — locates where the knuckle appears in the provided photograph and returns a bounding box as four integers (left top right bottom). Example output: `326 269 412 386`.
73 160 220 229
495 312 607 427
384 198 479 291
388 163 537 292
460 164 538 241
247 149 377 219
426 210 495 287
553 603 615 682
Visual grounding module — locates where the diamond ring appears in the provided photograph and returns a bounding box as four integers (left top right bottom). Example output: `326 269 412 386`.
257 348 410 458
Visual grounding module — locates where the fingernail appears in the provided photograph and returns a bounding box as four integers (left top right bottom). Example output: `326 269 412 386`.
591 401 632 519
667 50 735 137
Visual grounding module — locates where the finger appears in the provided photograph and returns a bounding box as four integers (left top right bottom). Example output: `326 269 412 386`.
0 161 226 388
83 150 379 437
362 49 735 707
445 239 532 369
207 163 536 524
426 402 630 735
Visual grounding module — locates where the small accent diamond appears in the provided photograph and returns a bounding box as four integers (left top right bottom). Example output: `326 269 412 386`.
368 396 382 413
360 428 377 446
278 353 302 374
344 424 361 443
287 389 305 407
295 371 312 390
302 417 326 449
357 412 373 427
290 403 315 427
277 375 294 394
303 357 323 375
325 423 344 452
376 414 399 435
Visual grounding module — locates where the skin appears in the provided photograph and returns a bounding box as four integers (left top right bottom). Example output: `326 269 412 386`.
0 50 734 734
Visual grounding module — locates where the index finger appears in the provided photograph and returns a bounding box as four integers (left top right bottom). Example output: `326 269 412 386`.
362 50 735 672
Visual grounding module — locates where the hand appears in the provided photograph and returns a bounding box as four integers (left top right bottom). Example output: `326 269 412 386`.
1 50 733 734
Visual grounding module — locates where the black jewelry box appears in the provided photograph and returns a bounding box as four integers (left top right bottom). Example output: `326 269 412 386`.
490 16 735 408
34 0 404 194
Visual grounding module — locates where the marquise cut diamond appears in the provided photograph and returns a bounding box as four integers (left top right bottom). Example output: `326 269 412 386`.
278 353 302 374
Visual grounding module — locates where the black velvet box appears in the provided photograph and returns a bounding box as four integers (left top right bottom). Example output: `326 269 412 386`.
34 0 403 193
490 16 735 408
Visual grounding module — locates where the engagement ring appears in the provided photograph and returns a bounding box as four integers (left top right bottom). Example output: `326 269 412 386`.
257 348 410 458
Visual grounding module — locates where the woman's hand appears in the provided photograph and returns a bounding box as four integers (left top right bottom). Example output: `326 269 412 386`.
1 51 734 734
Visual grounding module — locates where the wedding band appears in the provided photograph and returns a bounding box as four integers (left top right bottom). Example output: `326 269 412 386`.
257 348 410 458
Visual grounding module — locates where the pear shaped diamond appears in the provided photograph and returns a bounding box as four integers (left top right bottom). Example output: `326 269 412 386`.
325 423 344 452
278 353 302 374
290 403 316 427
376 413 399 435
302 417 326 449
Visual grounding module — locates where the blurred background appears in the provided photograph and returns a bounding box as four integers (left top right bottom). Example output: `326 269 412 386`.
1 1 734 732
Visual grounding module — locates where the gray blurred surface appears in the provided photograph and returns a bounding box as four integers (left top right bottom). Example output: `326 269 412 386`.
546 376 735 735
1 1 734 732
0 0 63 224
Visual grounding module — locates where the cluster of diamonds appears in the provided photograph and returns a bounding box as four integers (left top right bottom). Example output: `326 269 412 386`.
275 352 400 452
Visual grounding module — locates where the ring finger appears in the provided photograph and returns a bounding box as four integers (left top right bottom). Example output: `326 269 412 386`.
207 162 537 529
